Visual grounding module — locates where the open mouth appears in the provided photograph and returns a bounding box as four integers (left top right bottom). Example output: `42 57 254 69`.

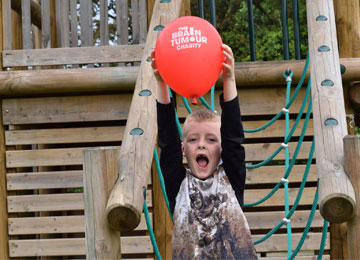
196 154 209 169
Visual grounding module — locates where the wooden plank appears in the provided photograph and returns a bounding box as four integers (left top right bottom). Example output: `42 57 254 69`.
9 238 86 257
11 0 42 29
254 233 330 253
55 0 70 48
2 44 145 67
8 214 151 235
246 165 317 185
80 0 93 47
83 147 120 259
5 126 125 145
21 0 33 49
7 170 83 190
116 0 129 45
245 187 317 207
244 119 314 139
8 215 85 235
7 190 152 213
7 193 84 213
41 0 51 48
307 0 356 223
9 236 153 257
131 0 139 44
2 94 131 125
100 0 109 46
246 210 324 230
70 0 78 47
5 142 313 168
259 256 330 260
176 88 309 117
139 0 147 44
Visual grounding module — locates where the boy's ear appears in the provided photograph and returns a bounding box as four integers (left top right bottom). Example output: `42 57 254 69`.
181 141 185 157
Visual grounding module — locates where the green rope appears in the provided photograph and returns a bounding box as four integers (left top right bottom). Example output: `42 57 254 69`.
143 186 162 260
153 147 173 221
289 180 319 260
317 220 329 260
284 70 293 257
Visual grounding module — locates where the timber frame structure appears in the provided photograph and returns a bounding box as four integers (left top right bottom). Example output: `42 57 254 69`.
0 0 360 259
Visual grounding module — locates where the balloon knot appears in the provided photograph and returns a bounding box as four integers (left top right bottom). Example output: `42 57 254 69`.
191 98 197 105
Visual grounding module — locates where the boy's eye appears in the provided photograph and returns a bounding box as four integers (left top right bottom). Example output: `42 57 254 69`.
208 138 217 142
189 138 197 142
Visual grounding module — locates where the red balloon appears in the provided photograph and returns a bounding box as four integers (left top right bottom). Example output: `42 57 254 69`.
155 16 223 99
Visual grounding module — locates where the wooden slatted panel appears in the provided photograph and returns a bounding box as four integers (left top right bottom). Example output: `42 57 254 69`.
7 190 152 213
8 214 152 235
117 0 129 45
176 88 309 117
5 142 312 168
8 233 329 257
21 0 32 50
2 44 144 67
139 0 147 44
2 94 132 125
41 0 51 48
9 236 153 257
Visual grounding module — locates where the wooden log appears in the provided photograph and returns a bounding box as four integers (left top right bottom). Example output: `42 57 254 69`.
0 58 360 94
344 136 360 259
306 0 356 223
11 0 42 28
83 147 121 259
349 82 360 109
105 0 183 232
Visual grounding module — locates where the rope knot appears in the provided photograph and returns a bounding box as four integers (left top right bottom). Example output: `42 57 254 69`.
282 218 291 224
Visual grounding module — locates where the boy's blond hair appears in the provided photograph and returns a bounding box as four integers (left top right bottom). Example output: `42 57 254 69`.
183 109 220 137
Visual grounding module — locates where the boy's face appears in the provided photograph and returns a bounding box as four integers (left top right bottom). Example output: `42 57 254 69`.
182 119 221 180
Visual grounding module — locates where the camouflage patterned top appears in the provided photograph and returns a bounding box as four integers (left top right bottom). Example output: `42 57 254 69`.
172 167 257 259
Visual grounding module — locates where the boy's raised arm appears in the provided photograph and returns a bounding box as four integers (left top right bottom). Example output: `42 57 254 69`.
222 44 237 102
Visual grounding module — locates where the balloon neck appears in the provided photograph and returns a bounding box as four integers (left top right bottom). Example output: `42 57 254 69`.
191 98 197 105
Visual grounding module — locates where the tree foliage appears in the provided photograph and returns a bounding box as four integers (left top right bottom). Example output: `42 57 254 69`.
190 0 308 62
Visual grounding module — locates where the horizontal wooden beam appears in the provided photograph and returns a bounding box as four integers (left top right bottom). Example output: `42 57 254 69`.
2 45 145 67
0 58 360 95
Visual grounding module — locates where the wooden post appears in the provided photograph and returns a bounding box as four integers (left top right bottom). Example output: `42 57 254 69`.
306 0 356 223
83 147 121 259
344 135 360 259
105 0 183 232
0 1 10 258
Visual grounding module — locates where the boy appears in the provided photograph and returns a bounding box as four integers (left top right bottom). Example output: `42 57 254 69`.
153 44 257 259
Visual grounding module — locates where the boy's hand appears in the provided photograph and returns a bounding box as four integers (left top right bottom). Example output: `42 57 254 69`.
151 49 165 83
151 49 171 104
222 44 235 82
222 44 237 102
